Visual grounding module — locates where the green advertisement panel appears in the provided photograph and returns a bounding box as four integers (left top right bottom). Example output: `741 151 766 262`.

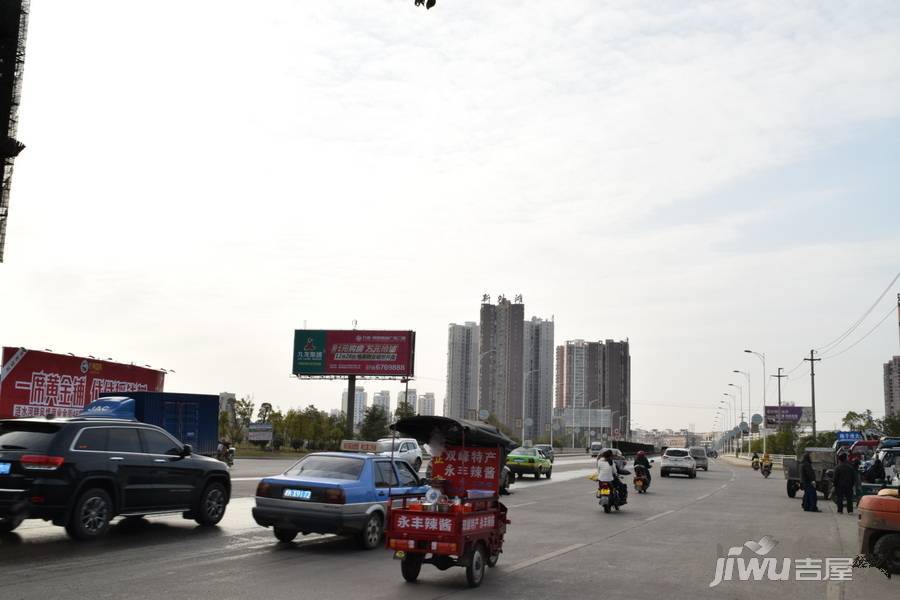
293 330 327 374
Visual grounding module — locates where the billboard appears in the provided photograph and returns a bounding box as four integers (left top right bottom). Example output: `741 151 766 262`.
248 423 274 443
0 347 165 418
292 330 415 377
764 405 813 427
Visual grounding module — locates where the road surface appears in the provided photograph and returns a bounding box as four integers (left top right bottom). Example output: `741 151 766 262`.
0 455 894 599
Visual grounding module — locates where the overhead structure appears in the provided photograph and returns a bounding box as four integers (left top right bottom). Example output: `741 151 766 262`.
0 0 29 262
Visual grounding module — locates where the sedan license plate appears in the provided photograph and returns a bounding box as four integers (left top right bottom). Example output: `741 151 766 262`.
0 462 10 475
283 489 312 500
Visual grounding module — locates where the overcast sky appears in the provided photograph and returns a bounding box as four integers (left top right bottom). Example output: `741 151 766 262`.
2 1 899 433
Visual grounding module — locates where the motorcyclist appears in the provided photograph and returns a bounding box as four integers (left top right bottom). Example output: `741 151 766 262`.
597 449 628 505
634 450 652 486
217 438 232 462
751 452 760 469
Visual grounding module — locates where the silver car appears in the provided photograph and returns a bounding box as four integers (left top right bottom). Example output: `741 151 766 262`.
689 447 709 471
376 437 423 472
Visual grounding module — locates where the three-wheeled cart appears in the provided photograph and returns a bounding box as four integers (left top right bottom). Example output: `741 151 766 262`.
384 416 516 588
783 447 834 499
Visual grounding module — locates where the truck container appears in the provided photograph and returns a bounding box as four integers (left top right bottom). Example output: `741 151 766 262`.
81 392 219 456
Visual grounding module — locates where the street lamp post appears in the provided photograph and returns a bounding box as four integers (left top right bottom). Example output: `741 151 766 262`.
724 392 739 455
744 350 767 455
732 370 751 454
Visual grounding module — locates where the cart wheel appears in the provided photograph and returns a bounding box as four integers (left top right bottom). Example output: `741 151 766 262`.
401 553 423 582
787 481 798 498
466 543 487 588
486 550 500 568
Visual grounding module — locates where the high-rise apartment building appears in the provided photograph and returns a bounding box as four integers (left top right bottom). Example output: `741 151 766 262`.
418 392 436 416
523 317 554 441
445 322 480 420
479 295 525 431
373 390 391 415
341 386 368 431
555 338 631 439
885 356 900 418
600 339 631 439
397 389 417 415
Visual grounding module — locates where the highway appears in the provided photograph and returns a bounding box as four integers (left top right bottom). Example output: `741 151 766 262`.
0 455 894 599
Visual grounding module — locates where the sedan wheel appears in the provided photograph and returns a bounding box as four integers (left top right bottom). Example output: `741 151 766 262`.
359 513 383 550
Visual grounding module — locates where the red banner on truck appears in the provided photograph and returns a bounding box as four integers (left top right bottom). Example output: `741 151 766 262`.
0 347 165 418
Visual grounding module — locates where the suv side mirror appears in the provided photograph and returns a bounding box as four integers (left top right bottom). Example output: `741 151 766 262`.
181 444 193 457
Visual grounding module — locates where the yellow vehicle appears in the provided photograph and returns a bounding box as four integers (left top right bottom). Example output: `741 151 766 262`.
506 447 553 479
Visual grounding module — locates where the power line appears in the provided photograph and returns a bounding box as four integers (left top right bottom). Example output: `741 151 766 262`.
819 303 897 360
815 269 900 353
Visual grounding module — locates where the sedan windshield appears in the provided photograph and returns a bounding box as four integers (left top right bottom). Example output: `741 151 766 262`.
285 456 364 480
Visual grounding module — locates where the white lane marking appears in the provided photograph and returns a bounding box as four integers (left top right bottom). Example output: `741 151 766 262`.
505 543 588 573
644 509 675 523
696 493 711 500
514 468 596 489
508 501 537 508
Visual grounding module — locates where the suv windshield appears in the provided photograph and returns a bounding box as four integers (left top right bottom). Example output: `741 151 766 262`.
286 455 364 480
666 449 689 457
376 440 402 453
0 421 60 452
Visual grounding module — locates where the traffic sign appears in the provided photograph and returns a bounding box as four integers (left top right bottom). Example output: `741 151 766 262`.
525 417 533 427
751 414 763 426
478 409 490 420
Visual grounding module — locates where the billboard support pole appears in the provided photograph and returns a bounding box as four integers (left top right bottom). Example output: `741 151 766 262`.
346 375 356 438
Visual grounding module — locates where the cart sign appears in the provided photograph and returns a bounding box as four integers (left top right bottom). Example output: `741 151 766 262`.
0 347 165 419
836 431 863 443
430 445 501 495
292 330 415 377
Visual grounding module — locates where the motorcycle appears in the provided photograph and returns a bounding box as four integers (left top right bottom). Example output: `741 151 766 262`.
597 470 630 513
217 446 235 467
761 462 772 478
633 464 651 493
751 458 760 471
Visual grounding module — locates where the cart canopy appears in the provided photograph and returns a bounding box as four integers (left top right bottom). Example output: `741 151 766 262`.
391 416 517 451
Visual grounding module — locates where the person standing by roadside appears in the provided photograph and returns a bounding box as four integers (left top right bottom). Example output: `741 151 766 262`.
800 452 820 512
832 452 858 514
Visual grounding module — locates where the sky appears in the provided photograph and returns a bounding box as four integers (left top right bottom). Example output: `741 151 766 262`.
1 1 899 434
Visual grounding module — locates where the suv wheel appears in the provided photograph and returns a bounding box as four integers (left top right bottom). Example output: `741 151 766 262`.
194 482 227 526
359 513 383 550
66 488 113 540
0 514 24 534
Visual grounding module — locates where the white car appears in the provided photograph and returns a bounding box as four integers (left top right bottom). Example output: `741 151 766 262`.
876 448 899 485
375 437 423 471
661 447 697 478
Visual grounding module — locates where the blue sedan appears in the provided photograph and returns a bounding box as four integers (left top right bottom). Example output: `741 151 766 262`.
252 452 428 549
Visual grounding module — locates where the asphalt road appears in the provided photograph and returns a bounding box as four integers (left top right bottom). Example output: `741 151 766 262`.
0 456 894 599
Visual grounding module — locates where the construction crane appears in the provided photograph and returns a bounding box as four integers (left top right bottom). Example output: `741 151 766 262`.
0 0 29 262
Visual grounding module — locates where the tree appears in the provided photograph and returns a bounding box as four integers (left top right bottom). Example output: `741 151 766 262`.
257 402 274 424
882 415 900 436
233 397 255 443
842 411 864 431
359 406 390 441
395 400 417 420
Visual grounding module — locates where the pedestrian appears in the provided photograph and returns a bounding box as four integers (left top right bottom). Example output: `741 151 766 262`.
862 458 885 484
832 453 857 514
799 452 820 512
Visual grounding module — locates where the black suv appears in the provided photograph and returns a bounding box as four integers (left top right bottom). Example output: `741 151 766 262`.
0 416 231 539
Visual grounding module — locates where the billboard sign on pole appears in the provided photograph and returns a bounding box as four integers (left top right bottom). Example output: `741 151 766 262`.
764 406 813 427
1 347 165 419
292 330 415 377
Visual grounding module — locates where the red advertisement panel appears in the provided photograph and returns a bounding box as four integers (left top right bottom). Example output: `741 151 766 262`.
430 445 501 496
293 329 415 377
0 347 165 418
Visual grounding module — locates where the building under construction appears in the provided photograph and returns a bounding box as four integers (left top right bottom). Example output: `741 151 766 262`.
0 0 29 262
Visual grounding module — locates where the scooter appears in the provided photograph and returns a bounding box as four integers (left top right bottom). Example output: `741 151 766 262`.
598 471 630 513
761 462 772 478
633 464 651 493
218 446 235 467
751 458 760 471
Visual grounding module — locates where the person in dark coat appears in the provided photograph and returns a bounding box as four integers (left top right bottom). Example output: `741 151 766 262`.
862 458 885 484
799 452 820 512
832 452 858 514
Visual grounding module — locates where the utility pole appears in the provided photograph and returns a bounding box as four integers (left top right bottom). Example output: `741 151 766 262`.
345 375 356 438
804 351 821 438
772 368 787 431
